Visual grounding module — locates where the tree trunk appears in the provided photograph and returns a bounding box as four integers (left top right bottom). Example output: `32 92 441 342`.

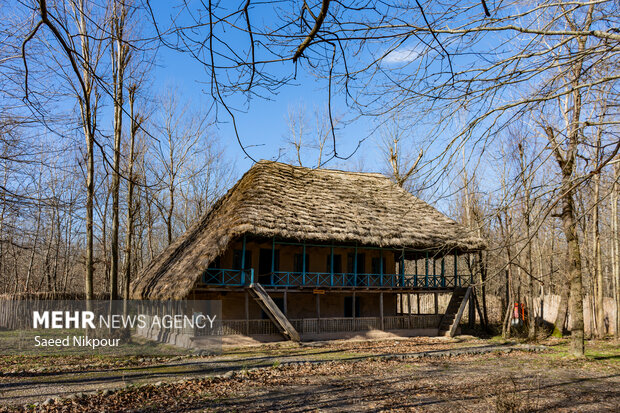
123 85 139 305
613 162 620 338
110 0 129 301
562 186 585 356
553 277 570 337
167 187 174 246
545 125 584 355
74 0 96 303
592 137 605 337
85 128 94 302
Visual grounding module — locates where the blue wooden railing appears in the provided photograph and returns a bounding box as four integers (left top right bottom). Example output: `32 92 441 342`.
202 269 470 288
202 268 254 286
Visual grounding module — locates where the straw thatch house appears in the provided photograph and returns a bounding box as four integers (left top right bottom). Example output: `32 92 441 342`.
132 161 485 342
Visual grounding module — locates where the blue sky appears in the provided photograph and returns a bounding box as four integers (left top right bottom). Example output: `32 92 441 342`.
153 48 380 173
147 2 393 174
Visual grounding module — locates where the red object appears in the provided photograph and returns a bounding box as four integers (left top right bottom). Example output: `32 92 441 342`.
513 303 525 320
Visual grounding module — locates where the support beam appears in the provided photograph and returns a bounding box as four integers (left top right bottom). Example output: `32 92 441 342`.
284 290 288 316
244 291 249 335
434 292 439 314
380 292 384 330
271 236 275 285
425 252 429 288
408 293 412 328
380 249 383 286
400 252 405 287
316 293 321 333
417 293 421 314
454 253 458 287
302 242 306 284
354 243 358 286
330 244 334 286
248 283 300 342
241 234 247 270
353 291 356 321
441 257 445 287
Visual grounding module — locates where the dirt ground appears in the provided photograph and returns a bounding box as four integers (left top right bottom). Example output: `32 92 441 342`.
0 336 618 412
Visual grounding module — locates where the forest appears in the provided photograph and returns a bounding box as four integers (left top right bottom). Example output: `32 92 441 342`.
0 0 619 361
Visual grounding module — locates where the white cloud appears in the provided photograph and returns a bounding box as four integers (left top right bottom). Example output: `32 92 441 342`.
383 47 420 64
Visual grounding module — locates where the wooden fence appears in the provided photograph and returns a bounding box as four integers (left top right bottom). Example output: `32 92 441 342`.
209 315 442 336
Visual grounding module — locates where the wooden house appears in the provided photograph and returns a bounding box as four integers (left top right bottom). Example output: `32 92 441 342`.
131 161 485 342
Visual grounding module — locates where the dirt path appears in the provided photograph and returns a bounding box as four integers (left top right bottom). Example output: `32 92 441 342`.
206 354 619 412
1 339 533 407
0 337 618 411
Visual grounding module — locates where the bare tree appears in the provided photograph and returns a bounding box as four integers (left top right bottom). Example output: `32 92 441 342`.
284 104 340 168
379 117 423 191
21 0 108 300
122 83 142 303
613 160 620 338
109 0 132 300
149 88 212 246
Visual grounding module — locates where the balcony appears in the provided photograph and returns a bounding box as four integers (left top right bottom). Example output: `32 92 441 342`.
201 268 471 289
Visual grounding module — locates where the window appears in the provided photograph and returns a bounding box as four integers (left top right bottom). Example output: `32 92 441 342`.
259 248 279 275
371 257 387 274
347 253 365 273
344 296 361 318
326 254 342 273
232 250 252 270
294 254 309 273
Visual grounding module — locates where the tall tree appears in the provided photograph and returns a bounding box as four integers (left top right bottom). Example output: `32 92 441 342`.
110 0 131 300
122 83 142 303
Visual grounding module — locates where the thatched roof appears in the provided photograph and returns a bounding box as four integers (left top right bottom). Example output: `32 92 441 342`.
131 161 485 299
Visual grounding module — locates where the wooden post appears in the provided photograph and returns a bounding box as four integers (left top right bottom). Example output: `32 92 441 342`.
400 251 405 287
353 291 356 322
271 236 275 285
354 243 358 286
380 249 383 286
330 244 334 286
441 257 445 287
316 293 321 333
434 292 439 314
241 234 247 276
302 242 306 285
454 253 458 287
408 293 413 328
380 292 384 330
284 290 288 316
244 291 249 335
425 252 429 288
417 293 421 315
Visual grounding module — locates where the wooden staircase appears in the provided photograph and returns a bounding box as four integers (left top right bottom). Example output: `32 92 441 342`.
247 283 301 342
438 287 472 337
